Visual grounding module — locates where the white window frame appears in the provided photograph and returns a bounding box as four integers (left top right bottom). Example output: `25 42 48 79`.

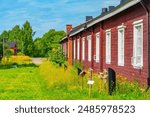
74 39 76 59
118 25 125 66
87 35 92 62
106 29 111 64
132 19 143 69
77 39 80 60
95 32 100 63
82 37 85 61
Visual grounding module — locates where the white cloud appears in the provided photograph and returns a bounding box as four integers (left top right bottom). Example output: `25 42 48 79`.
0 0 120 38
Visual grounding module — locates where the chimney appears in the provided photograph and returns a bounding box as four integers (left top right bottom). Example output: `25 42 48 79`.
101 8 108 15
120 0 128 5
86 16 93 22
66 24 72 35
109 6 115 11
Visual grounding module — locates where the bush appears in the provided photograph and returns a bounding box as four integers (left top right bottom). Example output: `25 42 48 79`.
4 49 14 57
73 60 84 69
49 48 65 66
17 52 25 56
2 55 32 64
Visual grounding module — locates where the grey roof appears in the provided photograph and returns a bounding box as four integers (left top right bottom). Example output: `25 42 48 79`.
70 0 141 37
60 36 67 43
7 42 16 48
61 0 141 40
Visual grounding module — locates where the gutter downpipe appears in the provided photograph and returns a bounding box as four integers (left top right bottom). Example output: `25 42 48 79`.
140 0 150 91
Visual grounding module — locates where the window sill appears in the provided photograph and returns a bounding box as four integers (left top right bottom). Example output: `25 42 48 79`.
133 65 143 69
95 60 100 63
118 64 124 67
106 62 111 64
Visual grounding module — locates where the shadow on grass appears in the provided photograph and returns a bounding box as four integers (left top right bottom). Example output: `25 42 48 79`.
0 63 38 69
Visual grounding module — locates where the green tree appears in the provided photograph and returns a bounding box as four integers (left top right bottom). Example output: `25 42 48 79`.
0 31 9 57
33 37 43 57
39 29 65 57
22 21 34 56
8 25 23 51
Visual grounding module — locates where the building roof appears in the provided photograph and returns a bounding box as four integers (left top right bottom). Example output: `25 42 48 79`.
7 42 16 48
61 0 141 41
60 36 67 43
69 0 141 37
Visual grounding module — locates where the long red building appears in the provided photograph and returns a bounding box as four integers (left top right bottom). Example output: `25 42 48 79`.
60 0 150 86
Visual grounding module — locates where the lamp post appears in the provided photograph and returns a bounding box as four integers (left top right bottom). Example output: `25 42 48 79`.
2 36 8 57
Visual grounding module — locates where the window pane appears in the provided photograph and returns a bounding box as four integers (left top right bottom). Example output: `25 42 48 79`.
82 38 85 60
74 40 76 59
106 32 111 64
137 47 142 55
118 29 124 66
133 22 143 67
88 36 92 61
96 33 100 62
77 39 80 60
136 56 141 64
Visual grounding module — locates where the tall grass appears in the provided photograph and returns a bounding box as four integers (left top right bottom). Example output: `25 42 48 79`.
38 61 150 100
38 62 109 99
39 62 79 90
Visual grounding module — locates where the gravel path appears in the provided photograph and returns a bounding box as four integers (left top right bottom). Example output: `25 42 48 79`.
31 58 45 65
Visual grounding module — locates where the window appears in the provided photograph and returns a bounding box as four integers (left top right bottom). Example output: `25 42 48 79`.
77 39 80 60
87 35 92 62
82 37 85 61
74 39 76 59
132 19 143 68
118 25 125 66
106 30 111 64
96 33 100 63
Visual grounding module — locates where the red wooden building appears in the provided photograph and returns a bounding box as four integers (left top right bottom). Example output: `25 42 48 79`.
60 0 150 86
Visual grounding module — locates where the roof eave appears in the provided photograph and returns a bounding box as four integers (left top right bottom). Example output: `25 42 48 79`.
69 0 141 37
60 36 68 43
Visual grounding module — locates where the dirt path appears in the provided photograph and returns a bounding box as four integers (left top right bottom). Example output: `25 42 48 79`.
31 58 46 65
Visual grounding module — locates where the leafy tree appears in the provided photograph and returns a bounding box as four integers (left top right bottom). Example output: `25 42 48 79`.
33 37 43 57
22 21 34 56
0 31 9 57
38 29 66 57
8 25 22 51
0 21 65 58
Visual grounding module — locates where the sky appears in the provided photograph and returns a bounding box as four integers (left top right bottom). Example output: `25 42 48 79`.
0 0 120 38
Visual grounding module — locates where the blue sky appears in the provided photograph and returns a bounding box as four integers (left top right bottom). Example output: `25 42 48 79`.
0 0 120 38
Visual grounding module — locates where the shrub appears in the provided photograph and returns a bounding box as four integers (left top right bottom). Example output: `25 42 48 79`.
73 60 84 70
17 52 25 56
49 48 65 66
4 49 14 57
2 55 32 64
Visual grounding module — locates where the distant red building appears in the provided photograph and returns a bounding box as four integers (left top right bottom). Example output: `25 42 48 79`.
7 42 17 54
60 0 150 86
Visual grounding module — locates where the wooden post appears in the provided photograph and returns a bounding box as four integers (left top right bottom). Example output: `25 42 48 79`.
88 69 93 98
82 76 84 90
79 70 86 90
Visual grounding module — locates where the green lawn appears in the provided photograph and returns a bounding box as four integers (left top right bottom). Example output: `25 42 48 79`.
0 64 150 100
0 67 49 100
0 66 92 100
